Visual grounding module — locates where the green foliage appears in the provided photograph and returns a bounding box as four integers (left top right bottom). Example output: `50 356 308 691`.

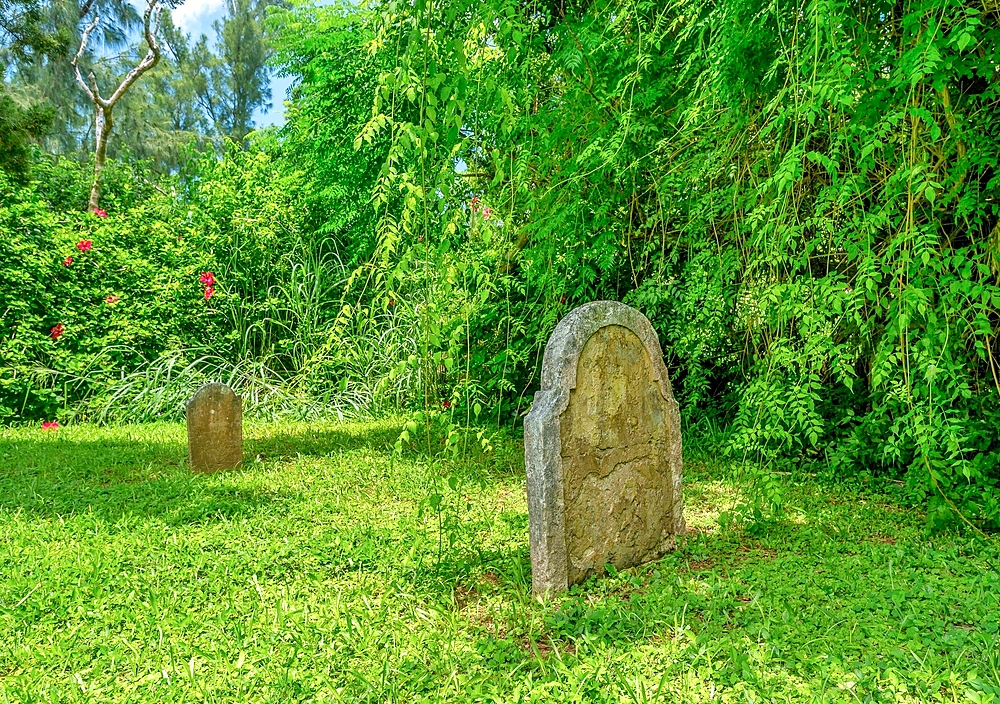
296 0 1000 528
0 0 57 180
0 147 375 422
0 91 53 179
268 1 386 263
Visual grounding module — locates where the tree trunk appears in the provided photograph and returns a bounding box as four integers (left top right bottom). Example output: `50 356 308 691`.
88 104 112 213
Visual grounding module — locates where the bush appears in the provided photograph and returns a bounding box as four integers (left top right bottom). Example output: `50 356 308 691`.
0 148 309 423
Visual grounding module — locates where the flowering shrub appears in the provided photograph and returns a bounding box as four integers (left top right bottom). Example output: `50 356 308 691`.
0 151 307 423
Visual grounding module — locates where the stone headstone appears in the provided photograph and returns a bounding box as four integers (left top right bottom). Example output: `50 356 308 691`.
525 301 684 596
185 383 243 474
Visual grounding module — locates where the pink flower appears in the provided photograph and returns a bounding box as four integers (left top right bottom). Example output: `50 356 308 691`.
204 286 215 300
42 421 59 431
93 208 107 218
199 272 215 286
50 323 65 341
63 256 73 267
470 196 481 212
105 295 120 304
482 207 492 218
76 240 92 252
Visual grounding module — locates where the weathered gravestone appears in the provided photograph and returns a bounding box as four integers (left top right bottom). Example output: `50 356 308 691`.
525 301 684 596
186 383 243 474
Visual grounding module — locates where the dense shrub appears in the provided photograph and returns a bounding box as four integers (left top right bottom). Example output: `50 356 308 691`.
0 148 308 422
297 0 1000 528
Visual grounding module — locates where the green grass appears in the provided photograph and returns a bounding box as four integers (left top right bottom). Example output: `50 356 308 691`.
1 421 999 703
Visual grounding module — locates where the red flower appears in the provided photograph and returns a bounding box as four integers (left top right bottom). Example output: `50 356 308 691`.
93 208 107 218
105 294 120 304
50 323 65 341
199 272 215 286
470 196 481 212
63 256 73 267
389 298 395 307
442 399 451 409
42 421 59 431
76 240 92 252
482 207 492 218
204 286 215 300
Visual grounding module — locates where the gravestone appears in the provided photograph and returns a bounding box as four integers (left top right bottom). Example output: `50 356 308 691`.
186 383 243 473
524 300 684 596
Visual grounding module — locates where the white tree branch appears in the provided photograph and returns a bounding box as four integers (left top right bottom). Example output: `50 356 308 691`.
71 13 100 105
107 0 162 107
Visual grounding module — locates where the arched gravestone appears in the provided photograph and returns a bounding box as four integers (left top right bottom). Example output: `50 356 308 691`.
525 301 684 596
185 383 243 474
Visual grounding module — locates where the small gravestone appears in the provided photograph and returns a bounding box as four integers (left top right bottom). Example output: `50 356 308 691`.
186 383 243 473
525 301 684 596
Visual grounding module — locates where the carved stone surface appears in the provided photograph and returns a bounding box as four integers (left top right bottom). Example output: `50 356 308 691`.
525 301 683 596
185 383 243 474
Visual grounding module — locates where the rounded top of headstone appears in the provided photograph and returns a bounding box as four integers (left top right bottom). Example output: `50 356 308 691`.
185 382 239 410
540 300 673 401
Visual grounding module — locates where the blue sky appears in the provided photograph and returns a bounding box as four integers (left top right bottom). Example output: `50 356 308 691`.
170 0 293 127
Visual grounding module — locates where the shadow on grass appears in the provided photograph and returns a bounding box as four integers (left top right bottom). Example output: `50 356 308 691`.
247 422 528 493
245 421 404 461
0 434 297 525
0 420 416 522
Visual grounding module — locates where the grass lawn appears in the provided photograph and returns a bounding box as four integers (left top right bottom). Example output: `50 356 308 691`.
1 420 999 703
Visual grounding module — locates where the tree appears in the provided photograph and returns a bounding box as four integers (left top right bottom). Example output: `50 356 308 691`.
4 0 142 156
0 91 53 180
72 0 161 211
108 15 214 173
269 1 385 261
218 0 269 142
0 0 56 179
189 0 277 144
0 0 59 60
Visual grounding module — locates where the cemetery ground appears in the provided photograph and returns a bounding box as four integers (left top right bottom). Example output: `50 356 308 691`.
2 421 999 703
